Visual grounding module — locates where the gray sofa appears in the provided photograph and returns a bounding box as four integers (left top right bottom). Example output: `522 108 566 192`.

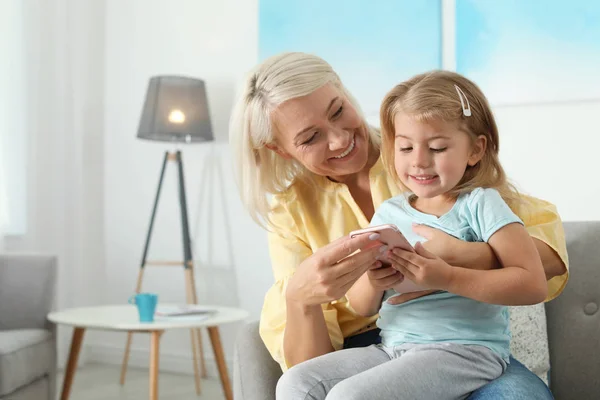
0 254 57 400
233 221 600 400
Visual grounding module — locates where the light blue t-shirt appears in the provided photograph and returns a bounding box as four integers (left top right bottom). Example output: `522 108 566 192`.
372 188 523 361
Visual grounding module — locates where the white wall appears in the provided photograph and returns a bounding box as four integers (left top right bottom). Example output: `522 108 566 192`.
91 0 272 376
494 100 600 221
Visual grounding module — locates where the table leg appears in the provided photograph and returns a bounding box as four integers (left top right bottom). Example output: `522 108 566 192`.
149 331 163 400
190 328 202 394
120 331 134 385
207 326 233 400
196 327 208 378
60 327 85 400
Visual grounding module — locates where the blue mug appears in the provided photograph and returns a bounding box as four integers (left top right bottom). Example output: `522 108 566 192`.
128 293 158 322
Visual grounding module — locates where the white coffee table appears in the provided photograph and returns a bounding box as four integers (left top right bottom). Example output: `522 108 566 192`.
48 304 248 400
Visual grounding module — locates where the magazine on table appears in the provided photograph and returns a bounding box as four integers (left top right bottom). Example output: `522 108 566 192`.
155 305 218 318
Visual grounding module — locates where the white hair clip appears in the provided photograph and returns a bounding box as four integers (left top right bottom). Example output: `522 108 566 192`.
454 84 471 117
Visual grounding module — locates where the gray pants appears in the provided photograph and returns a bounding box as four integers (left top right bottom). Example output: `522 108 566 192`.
276 343 507 400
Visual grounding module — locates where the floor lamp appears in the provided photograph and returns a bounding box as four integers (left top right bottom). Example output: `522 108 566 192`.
120 75 213 395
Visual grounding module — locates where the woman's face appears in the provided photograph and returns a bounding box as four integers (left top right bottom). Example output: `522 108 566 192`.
270 83 371 182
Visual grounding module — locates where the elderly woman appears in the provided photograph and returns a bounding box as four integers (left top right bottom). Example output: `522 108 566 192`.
230 52 568 399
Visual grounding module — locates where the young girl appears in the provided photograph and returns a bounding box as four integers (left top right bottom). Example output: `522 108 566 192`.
275 71 548 400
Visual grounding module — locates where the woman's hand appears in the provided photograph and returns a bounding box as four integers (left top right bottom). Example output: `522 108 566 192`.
387 242 454 291
286 233 386 307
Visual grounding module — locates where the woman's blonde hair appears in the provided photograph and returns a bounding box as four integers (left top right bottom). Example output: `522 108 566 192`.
380 70 521 206
229 52 380 227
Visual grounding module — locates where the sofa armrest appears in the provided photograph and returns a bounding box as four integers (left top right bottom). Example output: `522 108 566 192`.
546 221 600 400
233 321 282 400
0 254 57 330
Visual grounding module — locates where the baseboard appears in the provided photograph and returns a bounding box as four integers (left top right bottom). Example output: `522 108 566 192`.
85 343 232 379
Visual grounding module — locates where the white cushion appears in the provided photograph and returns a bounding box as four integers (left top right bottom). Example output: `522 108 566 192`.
0 329 54 396
509 304 550 384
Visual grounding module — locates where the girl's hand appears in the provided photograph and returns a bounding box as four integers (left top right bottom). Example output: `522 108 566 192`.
366 263 404 291
387 242 454 291
286 233 386 307
414 223 500 271
412 223 461 264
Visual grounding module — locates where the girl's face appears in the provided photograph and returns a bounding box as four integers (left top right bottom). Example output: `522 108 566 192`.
393 113 486 201
269 84 371 182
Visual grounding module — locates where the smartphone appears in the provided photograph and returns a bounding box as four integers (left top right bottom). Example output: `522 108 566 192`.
349 224 413 253
349 224 425 294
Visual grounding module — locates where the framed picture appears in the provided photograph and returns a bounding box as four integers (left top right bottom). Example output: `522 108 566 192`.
259 0 442 116
456 0 600 105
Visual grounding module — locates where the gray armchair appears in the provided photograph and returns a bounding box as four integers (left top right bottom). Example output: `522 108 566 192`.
0 254 57 400
234 221 600 400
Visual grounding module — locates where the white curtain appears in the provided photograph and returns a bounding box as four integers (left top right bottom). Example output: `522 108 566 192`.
0 0 23 246
3 0 107 366
0 147 8 247
0 120 7 243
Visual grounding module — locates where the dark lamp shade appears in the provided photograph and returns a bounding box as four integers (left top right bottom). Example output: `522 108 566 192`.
137 75 214 143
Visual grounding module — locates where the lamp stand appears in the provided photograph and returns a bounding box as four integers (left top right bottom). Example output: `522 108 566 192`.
120 150 207 394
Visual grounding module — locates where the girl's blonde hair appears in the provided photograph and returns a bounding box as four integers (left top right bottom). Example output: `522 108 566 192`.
229 52 380 227
380 70 521 206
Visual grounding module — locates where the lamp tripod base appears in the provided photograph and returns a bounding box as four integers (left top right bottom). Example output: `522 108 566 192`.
120 150 208 394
